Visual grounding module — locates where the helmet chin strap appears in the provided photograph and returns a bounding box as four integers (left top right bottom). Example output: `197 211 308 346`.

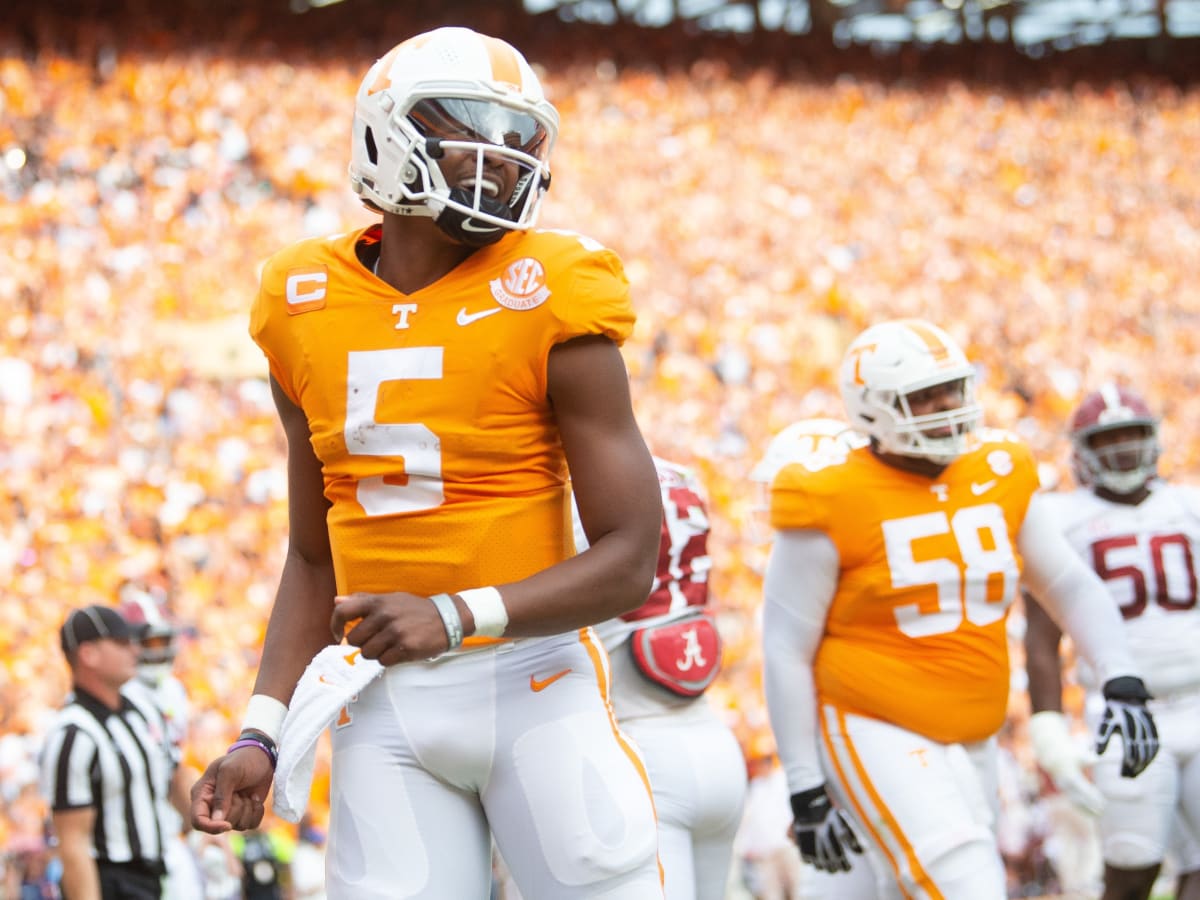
434 188 513 247
420 137 518 247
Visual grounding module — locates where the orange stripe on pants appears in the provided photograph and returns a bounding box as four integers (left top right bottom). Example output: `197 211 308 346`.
820 704 945 900
579 628 665 888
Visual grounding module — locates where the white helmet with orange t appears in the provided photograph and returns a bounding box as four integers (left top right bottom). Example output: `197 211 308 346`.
348 27 559 247
750 418 860 486
749 418 863 543
839 318 981 465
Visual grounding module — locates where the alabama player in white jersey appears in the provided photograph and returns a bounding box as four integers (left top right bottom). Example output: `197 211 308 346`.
1024 383 1200 900
751 418 880 900
569 457 746 900
761 319 1160 900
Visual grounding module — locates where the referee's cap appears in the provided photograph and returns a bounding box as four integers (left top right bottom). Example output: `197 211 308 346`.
60 605 133 655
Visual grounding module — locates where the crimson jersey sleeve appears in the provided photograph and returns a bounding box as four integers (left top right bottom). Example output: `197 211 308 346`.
621 458 712 623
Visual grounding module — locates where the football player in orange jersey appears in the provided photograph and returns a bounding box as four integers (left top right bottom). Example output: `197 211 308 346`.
761 319 1160 900
189 27 665 899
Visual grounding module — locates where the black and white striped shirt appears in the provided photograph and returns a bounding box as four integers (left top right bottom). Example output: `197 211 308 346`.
39 685 177 870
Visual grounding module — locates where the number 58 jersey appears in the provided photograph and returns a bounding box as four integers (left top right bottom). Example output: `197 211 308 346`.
250 224 634 602
769 431 1040 744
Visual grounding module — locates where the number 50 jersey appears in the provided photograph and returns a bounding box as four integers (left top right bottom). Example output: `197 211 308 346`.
769 431 1040 744
250 224 634 605
1039 482 1200 698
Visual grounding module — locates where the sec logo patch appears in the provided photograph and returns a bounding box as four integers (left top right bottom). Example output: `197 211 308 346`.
489 258 551 310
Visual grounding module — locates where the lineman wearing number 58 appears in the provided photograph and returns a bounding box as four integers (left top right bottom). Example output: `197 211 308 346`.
761 319 1159 899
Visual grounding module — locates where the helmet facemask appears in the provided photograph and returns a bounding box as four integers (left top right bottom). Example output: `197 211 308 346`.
1073 424 1159 495
878 374 979 460
860 374 981 465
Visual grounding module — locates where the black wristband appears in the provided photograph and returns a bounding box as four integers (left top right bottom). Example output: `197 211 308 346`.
790 785 829 822
1102 676 1152 703
238 729 278 754
227 736 278 769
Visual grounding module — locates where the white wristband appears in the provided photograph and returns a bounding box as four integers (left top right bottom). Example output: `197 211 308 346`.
240 694 288 745
459 587 508 638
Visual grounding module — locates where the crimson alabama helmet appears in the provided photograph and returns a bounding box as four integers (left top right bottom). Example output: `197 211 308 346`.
1069 383 1160 494
117 583 178 685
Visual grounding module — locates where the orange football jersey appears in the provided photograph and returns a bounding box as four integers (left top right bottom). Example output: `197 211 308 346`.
769 431 1039 743
250 224 633 612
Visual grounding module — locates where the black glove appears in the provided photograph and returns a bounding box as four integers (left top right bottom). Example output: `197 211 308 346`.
789 784 863 873
1096 676 1160 778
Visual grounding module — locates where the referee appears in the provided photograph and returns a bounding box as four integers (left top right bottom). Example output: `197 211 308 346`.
39 604 178 900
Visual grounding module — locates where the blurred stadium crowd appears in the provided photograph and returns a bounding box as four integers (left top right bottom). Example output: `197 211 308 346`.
1 1 1198 897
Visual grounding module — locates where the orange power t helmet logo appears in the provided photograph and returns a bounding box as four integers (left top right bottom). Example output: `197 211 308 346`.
903 320 954 365
847 342 877 385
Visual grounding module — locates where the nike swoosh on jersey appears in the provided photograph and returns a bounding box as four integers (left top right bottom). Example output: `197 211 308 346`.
971 480 997 495
530 668 572 692
457 307 503 326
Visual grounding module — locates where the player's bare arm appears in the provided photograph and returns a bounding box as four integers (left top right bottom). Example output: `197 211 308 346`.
253 375 337 698
1022 591 1066 714
1019 496 1159 788
509 333 661 632
190 375 336 834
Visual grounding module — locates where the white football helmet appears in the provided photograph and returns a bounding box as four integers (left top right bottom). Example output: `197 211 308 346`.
349 27 559 247
750 418 860 484
749 418 864 543
839 319 981 464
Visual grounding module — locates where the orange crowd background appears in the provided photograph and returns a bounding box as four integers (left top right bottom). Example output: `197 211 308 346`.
1 0 1199 875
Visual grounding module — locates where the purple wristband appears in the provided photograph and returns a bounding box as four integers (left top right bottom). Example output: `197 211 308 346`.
227 737 278 768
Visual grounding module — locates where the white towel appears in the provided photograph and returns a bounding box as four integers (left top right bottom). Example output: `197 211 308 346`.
272 644 383 822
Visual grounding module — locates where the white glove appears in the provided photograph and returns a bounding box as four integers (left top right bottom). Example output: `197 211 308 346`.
1029 710 1105 816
